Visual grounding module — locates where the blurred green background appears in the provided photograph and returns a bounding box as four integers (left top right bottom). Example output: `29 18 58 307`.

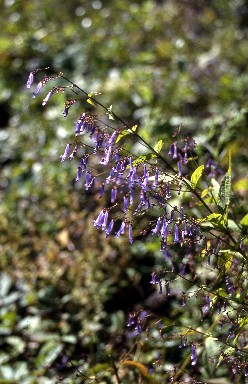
0 0 248 382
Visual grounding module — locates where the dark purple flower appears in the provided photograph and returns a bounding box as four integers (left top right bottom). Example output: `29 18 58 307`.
168 144 173 156
165 281 170 296
174 224 179 243
217 302 221 315
99 184 105 198
204 295 210 315
182 292 186 306
191 344 197 366
75 167 83 182
60 144 71 162
180 207 185 220
26 72 34 88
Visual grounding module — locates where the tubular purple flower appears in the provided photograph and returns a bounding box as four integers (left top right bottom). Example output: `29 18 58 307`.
99 145 112 165
63 106 69 117
129 224 133 244
75 167 83 182
123 196 128 213
106 219 114 238
168 144 173 156
178 160 182 177
174 224 179 243
108 131 118 145
102 211 109 230
60 144 71 162
191 344 197 366
129 188 134 206
85 171 94 190
93 210 105 228
217 302 221 315
42 89 54 106
169 210 174 223
173 142 178 159
161 218 168 237
111 186 117 203
151 217 161 235
180 207 185 220
26 72 34 88
32 81 43 98
99 184 105 198
115 221 126 238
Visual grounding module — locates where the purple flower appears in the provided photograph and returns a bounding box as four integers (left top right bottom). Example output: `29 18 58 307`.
93 210 105 229
191 344 197 366
129 224 133 244
85 172 94 190
173 142 178 159
111 187 117 203
161 218 168 238
60 144 71 162
42 89 54 106
123 196 129 213
115 221 126 238
151 217 161 235
75 167 83 182
106 219 114 238
26 72 34 88
102 210 109 230
174 224 179 243
32 81 43 98
99 184 105 198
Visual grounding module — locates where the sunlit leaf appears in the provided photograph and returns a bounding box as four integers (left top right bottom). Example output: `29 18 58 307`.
154 139 163 154
191 165 204 189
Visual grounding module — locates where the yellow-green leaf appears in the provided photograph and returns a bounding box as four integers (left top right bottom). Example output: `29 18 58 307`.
154 139 163 154
116 130 131 143
240 213 248 226
191 165 204 189
131 124 138 132
86 98 96 107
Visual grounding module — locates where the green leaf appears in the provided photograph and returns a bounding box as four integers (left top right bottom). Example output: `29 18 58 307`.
154 139 163 154
240 213 248 226
218 173 231 211
199 213 225 229
116 129 131 143
190 165 204 189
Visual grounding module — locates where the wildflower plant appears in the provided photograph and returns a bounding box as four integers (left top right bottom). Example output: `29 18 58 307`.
26 68 248 382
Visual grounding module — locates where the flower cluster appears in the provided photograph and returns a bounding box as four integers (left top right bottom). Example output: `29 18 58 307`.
26 70 248 379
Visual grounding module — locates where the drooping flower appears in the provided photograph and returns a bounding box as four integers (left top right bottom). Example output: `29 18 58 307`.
106 219 114 238
26 72 34 88
174 224 179 243
93 210 105 229
151 217 161 235
191 344 197 366
60 144 71 162
42 89 54 106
